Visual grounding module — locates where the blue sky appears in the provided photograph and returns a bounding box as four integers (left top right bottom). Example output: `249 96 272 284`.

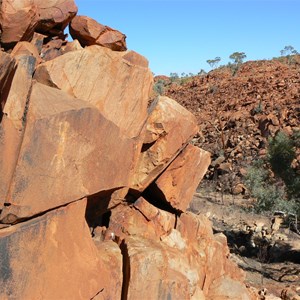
74 0 300 76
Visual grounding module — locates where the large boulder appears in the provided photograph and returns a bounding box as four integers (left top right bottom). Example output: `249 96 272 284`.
0 199 121 299
132 96 199 192
147 144 211 212
0 51 16 109
123 235 202 300
0 0 38 46
34 0 78 36
69 15 127 51
0 82 137 223
0 47 35 206
34 45 153 138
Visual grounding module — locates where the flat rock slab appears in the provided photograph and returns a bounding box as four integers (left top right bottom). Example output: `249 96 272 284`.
0 199 107 299
1 82 136 222
34 45 153 138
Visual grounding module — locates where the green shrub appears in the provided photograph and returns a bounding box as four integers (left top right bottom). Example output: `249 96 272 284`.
153 80 165 95
245 131 300 216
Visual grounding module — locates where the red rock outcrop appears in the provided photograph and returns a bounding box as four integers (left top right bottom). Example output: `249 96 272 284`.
69 15 127 51
148 144 211 212
162 58 300 191
34 45 152 139
0 2 256 299
0 0 77 47
0 0 38 46
1 82 137 222
34 0 78 36
132 96 199 192
0 199 118 300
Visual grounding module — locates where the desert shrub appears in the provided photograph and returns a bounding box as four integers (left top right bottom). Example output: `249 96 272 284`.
245 131 300 216
268 131 300 199
153 79 165 95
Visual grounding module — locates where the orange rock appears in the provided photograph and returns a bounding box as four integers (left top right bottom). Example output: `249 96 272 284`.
69 15 127 51
122 50 149 68
123 235 199 300
0 82 136 222
132 96 199 192
0 199 117 299
93 240 123 300
62 39 83 54
148 144 211 212
0 51 16 109
11 41 40 65
109 198 176 241
0 49 34 207
34 0 78 36
34 45 153 138
207 276 254 300
0 0 38 46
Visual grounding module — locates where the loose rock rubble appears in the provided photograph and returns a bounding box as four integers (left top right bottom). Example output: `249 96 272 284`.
0 1 256 299
162 59 300 192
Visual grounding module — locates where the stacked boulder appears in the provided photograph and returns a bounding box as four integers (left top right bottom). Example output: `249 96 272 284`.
0 1 256 299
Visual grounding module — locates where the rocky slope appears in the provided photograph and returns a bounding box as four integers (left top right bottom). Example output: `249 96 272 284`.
161 59 300 193
0 1 256 299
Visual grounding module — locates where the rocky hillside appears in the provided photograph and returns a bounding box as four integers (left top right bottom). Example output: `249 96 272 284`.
0 1 257 299
161 58 300 193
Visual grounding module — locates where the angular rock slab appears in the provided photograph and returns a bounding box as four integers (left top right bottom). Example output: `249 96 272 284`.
132 96 199 192
0 199 110 299
0 0 38 46
109 197 176 241
34 0 78 35
93 240 123 300
69 15 127 51
0 49 36 207
0 82 136 222
34 45 153 138
148 144 211 212
123 235 202 300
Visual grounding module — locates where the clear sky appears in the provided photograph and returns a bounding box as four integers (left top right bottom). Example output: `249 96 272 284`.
74 0 300 76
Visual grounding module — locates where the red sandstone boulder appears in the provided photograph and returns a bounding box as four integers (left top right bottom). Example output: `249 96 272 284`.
109 197 176 241
123 235 202 300
0 48 34 206
69 15 127 51
132 96 199 192
34 0 78 37
0 51 16 109
0 199 119 299
0 82 136 223
11 41 41 65
34 45 153 138
148 144 211 212
0 0 38 46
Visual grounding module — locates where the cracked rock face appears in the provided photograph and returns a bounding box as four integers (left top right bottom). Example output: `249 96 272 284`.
0 1 256 299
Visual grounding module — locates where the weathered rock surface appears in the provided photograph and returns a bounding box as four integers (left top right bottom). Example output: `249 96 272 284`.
115 201 253 300
0 82 136 222
162 58 300 191
0 199 112 300
0 48 35 207
0 2 256 299
0 0 38 46
132 96 199 192
148 144 211 212
34 45 152 138
34 0 78 36
69 15 127 51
